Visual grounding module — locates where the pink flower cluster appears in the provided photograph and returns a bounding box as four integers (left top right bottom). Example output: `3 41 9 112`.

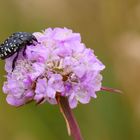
3 28 105 108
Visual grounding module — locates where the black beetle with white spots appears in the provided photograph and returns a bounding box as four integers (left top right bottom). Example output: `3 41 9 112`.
0 32 38 71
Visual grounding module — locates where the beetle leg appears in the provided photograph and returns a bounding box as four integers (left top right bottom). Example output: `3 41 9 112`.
23 45 27 56
12 52 19 71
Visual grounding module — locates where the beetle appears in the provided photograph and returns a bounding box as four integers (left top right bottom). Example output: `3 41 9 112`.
0 32 38 71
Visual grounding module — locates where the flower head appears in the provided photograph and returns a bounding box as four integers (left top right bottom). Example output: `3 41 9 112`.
3 28 105 108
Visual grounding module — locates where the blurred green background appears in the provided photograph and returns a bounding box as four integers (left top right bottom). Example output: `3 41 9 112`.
0 0 140 140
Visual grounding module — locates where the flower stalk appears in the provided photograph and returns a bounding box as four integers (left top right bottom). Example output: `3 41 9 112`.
56 94 83 140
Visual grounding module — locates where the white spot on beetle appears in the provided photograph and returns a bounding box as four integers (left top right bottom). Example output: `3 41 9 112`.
8 48 11 52
4 51 7 56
